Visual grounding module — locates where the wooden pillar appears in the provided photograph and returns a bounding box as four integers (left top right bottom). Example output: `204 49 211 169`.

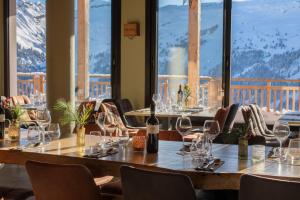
46 0 75 135
187 0 200 106
77 0 90 100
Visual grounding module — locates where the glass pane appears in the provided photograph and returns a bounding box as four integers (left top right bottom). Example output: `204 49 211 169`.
231 0 300 112
16 0 46 98
75 0 112 101
157 0 224 109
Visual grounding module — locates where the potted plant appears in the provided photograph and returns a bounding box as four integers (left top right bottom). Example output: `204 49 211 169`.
54 100 93 146
1 98 26 141
183 84 191 108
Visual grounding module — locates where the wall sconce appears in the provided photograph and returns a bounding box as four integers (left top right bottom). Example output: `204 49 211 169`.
124 22 140 39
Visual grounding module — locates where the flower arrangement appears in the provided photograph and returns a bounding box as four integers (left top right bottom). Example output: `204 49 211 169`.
53 100 93 129
1 98 25 123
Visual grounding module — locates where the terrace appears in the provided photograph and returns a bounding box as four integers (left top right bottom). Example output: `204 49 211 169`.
17 72 300 113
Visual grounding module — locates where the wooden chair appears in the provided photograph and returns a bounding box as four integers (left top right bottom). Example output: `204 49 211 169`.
25 161 122 200
116 99 145 128
239 174 300 200
120 165 197 200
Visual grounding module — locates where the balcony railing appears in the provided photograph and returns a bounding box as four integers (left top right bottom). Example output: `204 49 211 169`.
17 72 300 112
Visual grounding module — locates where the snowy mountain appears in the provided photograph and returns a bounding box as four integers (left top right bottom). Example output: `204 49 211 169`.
17 0 300 81
17 0 46 72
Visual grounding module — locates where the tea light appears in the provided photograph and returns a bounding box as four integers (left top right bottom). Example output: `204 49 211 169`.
132 136 145 151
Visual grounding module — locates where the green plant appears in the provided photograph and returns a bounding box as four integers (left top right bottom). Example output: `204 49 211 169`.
222 124 249 144
53 100 93 128
11 104 25 121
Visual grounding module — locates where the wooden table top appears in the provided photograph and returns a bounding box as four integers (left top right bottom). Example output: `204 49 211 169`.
1 135 300 190
124 107 216 119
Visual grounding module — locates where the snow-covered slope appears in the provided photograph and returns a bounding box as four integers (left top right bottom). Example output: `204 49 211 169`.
17 0 45 72
17 0 300 81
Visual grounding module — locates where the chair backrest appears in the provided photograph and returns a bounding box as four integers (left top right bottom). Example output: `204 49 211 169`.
100 100 127 130
116 99 142 127
239 174 300 200
120 165 197 200
223 103 239 133
25 161 101 200
249 104 273 136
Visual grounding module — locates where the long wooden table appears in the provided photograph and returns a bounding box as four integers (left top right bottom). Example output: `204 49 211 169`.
1 135 300 190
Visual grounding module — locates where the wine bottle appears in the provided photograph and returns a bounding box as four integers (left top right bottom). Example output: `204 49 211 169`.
0 99 5 140
146 103 159 153
177 84 183 105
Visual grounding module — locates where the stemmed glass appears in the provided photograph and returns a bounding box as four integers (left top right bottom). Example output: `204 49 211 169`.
203 120 220 160
105 111 118 141
152 93 161 112
273 120 290 159
35 108 51 145
176 115 192 154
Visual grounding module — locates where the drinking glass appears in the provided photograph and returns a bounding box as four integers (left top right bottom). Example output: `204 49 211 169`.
190 136 209 168
88 131 104 153
176 115 192 153
286 138 300 164
203 120 220 159
117 129 129 148
104 111 118 140
35 108 52 145
27 126 41 145
152 93 161 112
273 120 290 159
47 123 61 141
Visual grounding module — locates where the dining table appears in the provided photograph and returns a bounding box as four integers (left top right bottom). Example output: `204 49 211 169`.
124 107 216 130
1 133 300 190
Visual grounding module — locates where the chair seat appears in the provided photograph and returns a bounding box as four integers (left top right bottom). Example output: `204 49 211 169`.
100 180 123 195
0 187 33 200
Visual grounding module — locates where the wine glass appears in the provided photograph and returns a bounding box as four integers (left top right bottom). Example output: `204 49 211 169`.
35 108 51 145
176 115 192 154
273 120 290 159
152 93 161 112
104 111 118 141
203 120 220 159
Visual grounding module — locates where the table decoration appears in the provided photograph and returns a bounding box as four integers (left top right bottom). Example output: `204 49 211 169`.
54 100 93 146
1 100 27 141
132 135 145 151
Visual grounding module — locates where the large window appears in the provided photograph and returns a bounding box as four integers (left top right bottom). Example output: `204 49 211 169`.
151 0 300 113
156 0 224 109
16 0 46 97
75 0 115 101
230 0 300 112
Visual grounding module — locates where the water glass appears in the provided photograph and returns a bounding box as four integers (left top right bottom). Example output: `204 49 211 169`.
286 138 300 164
27 126 41 144
273 120 289 159
176 115 192 153
47 123 61 141
117 129 129 148
203 120 220 159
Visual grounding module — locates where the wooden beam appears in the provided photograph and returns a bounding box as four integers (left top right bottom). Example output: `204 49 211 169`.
187 0 200 106
77 0 90 99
